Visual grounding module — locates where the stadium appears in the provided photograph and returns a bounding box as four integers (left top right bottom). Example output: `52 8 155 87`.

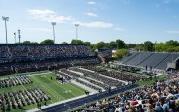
1 0 179 112
0 43 179 112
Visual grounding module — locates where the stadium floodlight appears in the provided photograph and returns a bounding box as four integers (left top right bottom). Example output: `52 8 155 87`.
18 29 21 44
51 22 56 44
2 16 9 44
14 32 16 44
74 24 79 40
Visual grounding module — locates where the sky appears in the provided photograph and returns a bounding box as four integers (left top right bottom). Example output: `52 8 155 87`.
0 0 179 44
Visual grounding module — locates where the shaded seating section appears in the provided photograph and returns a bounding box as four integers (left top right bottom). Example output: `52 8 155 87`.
120 52 179 70
139 53 169 68
156 53 179 70
120 52 138 64
125 52 153 66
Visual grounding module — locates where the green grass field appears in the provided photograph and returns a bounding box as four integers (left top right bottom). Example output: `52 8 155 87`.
0 72 86 112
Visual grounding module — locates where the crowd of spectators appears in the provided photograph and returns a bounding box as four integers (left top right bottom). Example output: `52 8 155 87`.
0 44 100 75
0 44 94 60
97 48 112 62
74 75 179 112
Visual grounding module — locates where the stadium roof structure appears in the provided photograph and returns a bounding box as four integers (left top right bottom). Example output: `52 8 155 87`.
119 52 179 71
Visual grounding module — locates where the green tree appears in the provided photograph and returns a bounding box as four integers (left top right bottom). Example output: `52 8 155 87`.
71 39 84 44
90 44 97 51
109 41 117 49
155 43 166 52
22 41 38 44
96 42 106 49
135 44 144 51
166 40 179 46
144 41 154 51
173 46 179 52
40 39 54 44
127 44 137 48
83 42 91 46
31 42 39 44
23 41 31 44
116 39 126 49
115 49 128 59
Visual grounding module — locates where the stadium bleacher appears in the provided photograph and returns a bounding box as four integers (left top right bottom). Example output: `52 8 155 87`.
156 53 179 70
126 52 153 66
73 76 179 112
139 53 169 68
120 52 179 71
120 52 138 64
0 44 100 75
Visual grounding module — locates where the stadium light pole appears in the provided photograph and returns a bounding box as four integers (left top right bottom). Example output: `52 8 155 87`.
75 24 79 40
14 32 16 44
18 29 21 44
51 22 56 44
2 16 9 44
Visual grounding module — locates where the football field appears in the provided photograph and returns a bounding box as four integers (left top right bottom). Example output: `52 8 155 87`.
0 72 86 112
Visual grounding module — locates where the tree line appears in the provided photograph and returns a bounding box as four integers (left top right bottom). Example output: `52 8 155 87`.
21 39 179 52
22 39 126 50
135 40 179 52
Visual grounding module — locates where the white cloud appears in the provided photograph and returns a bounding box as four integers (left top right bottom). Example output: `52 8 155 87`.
87 1 96 5
28 9 72 23
85 12 98 17
73 21 113 28
114 27 125 32
166 30 179 34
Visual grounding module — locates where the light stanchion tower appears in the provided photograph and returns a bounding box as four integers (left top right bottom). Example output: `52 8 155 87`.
51 22 56 44
14 33 16 44
2 16 9 44
74 24 79 40
18 29 21 44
